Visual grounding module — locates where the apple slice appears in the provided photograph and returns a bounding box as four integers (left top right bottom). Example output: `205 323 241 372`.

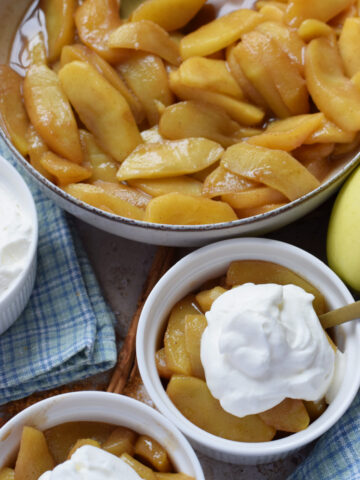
221 143 320 201
0 66 29 156
58 61 142 163
116 138 223 181
130 0 206 31
108 20 181 66
41 0 76 62
144 193 237 225
24 64 82 164
305 36 360 131
167 375 276 441
75 0 123 63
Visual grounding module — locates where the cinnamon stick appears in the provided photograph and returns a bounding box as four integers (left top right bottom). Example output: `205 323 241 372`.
107 246 175 394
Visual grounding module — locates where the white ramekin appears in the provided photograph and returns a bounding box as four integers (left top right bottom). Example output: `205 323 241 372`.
0 155 38 334
137 238 360 465
0 391 205 479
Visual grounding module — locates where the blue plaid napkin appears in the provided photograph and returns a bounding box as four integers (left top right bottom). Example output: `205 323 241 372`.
288 393 360 479
0 141 117 405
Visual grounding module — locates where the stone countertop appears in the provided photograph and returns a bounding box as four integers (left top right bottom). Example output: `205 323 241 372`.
75 196 342 480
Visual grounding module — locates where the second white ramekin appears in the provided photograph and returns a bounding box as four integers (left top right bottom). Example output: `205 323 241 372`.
137 238 360 465
0 391 205 479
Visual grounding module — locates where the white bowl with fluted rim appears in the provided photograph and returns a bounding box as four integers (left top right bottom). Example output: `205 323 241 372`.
1 0 360 247
0 155 38 335
0 391 205 479
136 238 360 465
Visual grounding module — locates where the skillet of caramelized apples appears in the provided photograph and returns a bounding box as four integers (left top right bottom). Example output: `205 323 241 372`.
1 0 360 225
156 260 335 442
0 422 194 480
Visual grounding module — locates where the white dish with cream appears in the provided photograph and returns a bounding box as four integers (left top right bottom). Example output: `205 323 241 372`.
0 155 37 334
136 238 360 464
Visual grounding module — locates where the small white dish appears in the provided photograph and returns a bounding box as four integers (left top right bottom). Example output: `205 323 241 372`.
0 391 205 479
136 238 360 465
0 155 38 335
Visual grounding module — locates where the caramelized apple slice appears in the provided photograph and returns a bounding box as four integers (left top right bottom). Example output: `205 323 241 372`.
0 66 29 156
144 193 237 225
259 399 310 433
59 61 142 163
131 0 206 31
64 183 145 220
180 9 263 59
247 113 324 151
178 57 243 99
103 427 137 457
40 152 91 185
24 64 82 163
184 314 207 380
221 143 320 201
167 376 276 442
222 187 287 210
79 130 118 183
235 203 286 218
195 286 227 313
93 180 150 209
15 426 55 480
304 398 328 422
285 0 354 27
60 44 144 124
117 52 173 126
257 3 285 23
255 21 305 74
305 118 356 144
67 439 101 459
75 0 123 63
305 36 360 131
258 34 309 116
128 177 202 197
41 0 76 62
159 101 246 148
26 126 53 181
135 435 172 473
164 296 200 376
226 44 268 109
169 70 265 126
225 260 327 315
108 21 181 66
202 166 257 198
232 34 291 118
117 138 223 181
339 18 360 77
155 348 173 379
298 19 334 42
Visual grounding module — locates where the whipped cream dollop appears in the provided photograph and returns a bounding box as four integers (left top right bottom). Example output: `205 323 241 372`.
39 445 142 480
0 185 32 301
201 283 336 417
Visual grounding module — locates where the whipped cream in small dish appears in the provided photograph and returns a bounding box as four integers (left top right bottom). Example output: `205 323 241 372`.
201 283 338 417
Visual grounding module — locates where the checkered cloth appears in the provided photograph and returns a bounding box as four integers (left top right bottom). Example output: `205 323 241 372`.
0 143 117 405
288 393 360 479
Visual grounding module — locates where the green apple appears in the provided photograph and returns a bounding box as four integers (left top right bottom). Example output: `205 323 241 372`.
327 165 360 292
